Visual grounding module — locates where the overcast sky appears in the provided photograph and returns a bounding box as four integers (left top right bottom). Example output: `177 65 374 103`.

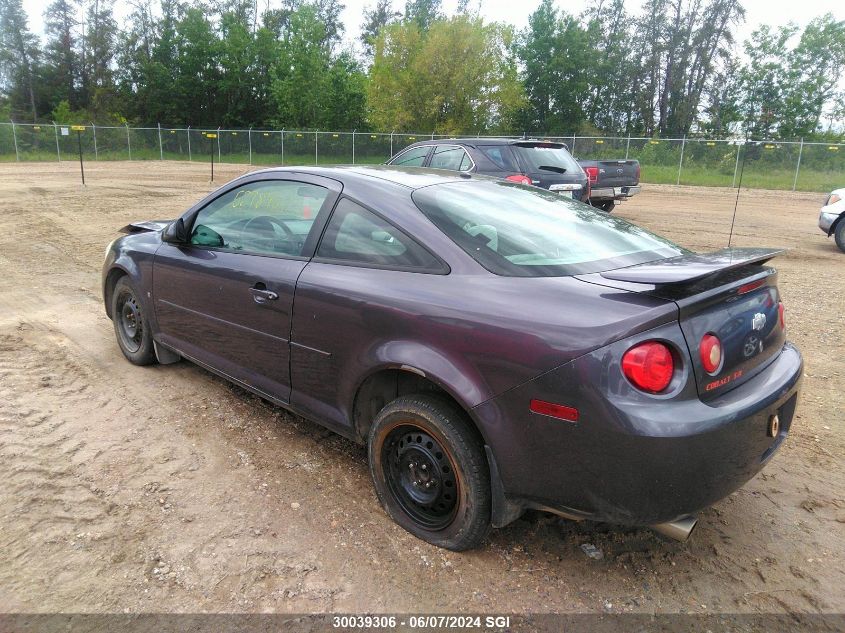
20 0 845 55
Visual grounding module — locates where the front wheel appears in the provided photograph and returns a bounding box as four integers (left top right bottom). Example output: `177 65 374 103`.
368 394 491 551
111 276 156 365
835 219 845 253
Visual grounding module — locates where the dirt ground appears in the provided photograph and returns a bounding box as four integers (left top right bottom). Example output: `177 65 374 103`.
0 161 843 616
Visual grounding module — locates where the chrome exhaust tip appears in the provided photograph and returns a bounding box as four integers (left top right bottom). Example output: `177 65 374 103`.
652 515 698 541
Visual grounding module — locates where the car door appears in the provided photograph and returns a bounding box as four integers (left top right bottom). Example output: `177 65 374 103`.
152 174 341 403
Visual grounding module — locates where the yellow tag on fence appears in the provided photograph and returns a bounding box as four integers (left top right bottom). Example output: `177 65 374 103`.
206 133 218 139
71 125 85 131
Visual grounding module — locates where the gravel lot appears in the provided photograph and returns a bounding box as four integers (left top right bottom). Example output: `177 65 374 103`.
0 161 842 615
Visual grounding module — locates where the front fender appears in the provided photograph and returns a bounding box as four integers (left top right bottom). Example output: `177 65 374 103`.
101 233 160 331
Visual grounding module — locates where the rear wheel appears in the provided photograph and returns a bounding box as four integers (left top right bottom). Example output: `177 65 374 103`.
368 394 490 551
835 219 845 253
111 277 155 365
595 200 615 213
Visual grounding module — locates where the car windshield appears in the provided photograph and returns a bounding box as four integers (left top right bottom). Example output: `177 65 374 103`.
511 143 582 174
412 181 687 277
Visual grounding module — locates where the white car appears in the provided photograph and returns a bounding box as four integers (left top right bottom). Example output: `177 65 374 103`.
819 188 845 252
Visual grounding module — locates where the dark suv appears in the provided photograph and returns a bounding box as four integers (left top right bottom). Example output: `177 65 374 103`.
387 138 590 202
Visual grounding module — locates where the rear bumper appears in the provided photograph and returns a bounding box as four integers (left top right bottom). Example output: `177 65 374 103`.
475 335 803 527
590 185 641 200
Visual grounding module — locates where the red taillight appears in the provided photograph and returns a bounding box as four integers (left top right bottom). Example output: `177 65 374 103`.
621 341 674 393
505 174 532 185
778 301 785 329
635 163 641 182
529 399 579 422
737 279 765 294
583 166 598 184
699 334 723 375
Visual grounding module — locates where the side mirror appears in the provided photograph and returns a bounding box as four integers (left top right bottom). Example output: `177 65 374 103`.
162 218 188 244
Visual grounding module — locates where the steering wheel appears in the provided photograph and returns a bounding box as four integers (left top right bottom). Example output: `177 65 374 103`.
240 215 296 251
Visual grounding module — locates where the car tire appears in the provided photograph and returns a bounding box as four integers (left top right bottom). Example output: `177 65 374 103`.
368 394 491 551
111 276 156 365
597 200 615 213
835 219 845 253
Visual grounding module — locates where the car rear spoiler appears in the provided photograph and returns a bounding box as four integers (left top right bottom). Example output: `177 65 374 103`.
119 220 172 234
600 247 785 285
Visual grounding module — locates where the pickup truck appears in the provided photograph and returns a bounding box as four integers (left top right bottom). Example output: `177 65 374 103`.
577 159 641 212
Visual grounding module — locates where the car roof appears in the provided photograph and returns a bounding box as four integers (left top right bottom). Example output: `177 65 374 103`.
244 164 481 189
398 137 566 148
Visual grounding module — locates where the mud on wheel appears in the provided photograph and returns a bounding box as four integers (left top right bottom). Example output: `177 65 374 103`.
368 394 490 551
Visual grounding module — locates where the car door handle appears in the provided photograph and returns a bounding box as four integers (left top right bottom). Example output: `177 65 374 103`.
250 285 278 304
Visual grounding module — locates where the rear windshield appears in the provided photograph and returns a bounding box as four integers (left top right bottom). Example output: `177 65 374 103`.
412 181 687 277
511 143 582 175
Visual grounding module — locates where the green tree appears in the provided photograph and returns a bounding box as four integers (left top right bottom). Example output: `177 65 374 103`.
743 16 845 139
515 0 591 134
43 0 79 111
368 16 524 133
270 5 367 128
403 0 441 32
79 0 120 116
0 0 41 121
360 0 400 59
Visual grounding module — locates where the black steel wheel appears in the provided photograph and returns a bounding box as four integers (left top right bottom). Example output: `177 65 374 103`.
368 394 490 551
111 276 155 365
382 426 459 530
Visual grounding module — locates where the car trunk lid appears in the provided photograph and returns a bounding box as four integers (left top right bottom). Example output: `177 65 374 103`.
580 248 787 399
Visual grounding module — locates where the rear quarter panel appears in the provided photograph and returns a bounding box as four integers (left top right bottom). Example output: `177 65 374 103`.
289 266 678 442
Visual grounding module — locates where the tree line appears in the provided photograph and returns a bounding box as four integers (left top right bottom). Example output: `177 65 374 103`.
0 0 843 140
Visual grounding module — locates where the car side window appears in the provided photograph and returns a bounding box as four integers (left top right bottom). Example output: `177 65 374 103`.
316 198 443 272
388 145 430 167
429 146 472 172
477 145 517 171
189 180 329 257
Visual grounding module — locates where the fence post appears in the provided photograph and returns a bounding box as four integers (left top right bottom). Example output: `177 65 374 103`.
157 122 163 160
187 126 191 161
792 138 804 191
217 127 221 162
390 130 394 157
281 129 285 165
625 135 630 160
248 127 253 165
732 142 741 188
315 131 318 165
91 122 98 160
126 123 131 160
53 122 61 161
10 120 19 162
431 131 435 140
677 135 686 185
352 130 356 164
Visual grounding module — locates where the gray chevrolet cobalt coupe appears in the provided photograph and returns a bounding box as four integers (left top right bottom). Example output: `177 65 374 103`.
103 166 802 550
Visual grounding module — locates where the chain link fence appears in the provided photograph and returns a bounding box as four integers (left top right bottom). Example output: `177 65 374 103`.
1 122 843 192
